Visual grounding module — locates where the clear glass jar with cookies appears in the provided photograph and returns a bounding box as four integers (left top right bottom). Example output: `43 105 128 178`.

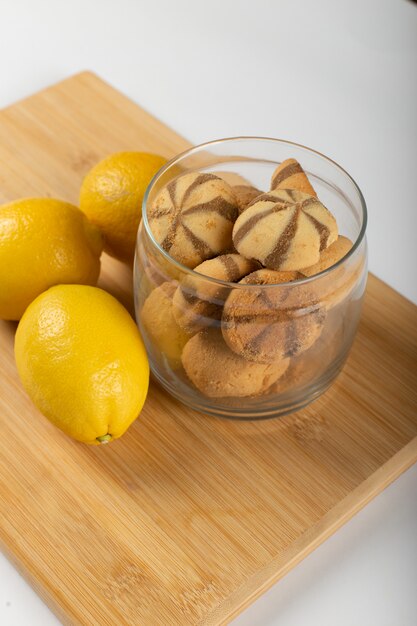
134 138 367 419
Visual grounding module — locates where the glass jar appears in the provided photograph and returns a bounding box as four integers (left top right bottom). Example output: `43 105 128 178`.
134 138 367 419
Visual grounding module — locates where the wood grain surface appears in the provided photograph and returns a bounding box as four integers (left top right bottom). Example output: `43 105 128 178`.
0 72 416 626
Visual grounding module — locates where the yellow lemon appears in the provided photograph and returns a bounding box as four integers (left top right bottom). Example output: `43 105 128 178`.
15 285 149 445
0 198 103 320
79 151 166 264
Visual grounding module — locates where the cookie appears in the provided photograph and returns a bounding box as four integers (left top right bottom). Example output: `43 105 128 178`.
140 282 192 366
222 269 326 364
240 268 302 285
266 306 345 394
232 189 338 271
213 171 253 187
210 171 262 213
148 172 239 268
182 328 290 398
300 236 364 310
270 158 317 196
322 256 365 310
233 184 263 213
172 254 259 333
300 236 353 277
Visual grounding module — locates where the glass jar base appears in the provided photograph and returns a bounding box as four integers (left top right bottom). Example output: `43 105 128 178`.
150 363 344 421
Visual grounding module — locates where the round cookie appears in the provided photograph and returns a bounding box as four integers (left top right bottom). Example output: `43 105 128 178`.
300 236 353 277
233 185 263 214
240 268 302 285
182 328 290 398
322 256 365 310
300 236 364 310
210 171 262 213
265 306 345 395
172 254 259 333
222 269 326 364
140 282 192 367
270 158 317 196
232 189 338 271
148 172 239 268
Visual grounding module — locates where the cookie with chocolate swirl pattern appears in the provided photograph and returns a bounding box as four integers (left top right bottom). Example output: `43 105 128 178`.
232 189 338 271
148 172 239 268
222 269 326 364
270 158 317 196
172 253 259 334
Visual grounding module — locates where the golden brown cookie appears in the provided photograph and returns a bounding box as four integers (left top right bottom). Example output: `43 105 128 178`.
212 171 253 187
266 306 345 394
323 257 365 310
208 171 262 213
233 185 263 214
270 158 317 196
148 172 239 268
240 268 302 285
232 189 338 271
182 328 290 398
300 236 353 277
300 237 365 310
222 269 326 363
140 282 192 367
172 254 259 333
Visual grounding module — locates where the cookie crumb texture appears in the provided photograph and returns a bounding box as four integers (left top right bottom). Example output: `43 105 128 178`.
182 328 289 398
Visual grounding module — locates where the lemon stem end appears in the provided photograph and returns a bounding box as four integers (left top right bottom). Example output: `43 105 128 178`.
96 434 112 444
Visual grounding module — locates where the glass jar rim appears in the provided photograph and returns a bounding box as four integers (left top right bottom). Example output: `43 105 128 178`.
140 136 367 289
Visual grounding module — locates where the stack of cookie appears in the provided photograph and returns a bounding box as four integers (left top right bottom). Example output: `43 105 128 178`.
141 159 356 399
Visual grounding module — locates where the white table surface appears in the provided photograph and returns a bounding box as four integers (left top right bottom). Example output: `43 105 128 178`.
1 0 416 624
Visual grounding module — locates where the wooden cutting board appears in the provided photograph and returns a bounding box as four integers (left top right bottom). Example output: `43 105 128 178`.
0 72 416 626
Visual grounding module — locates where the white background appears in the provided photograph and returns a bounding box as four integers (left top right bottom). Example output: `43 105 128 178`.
1 0 416 624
